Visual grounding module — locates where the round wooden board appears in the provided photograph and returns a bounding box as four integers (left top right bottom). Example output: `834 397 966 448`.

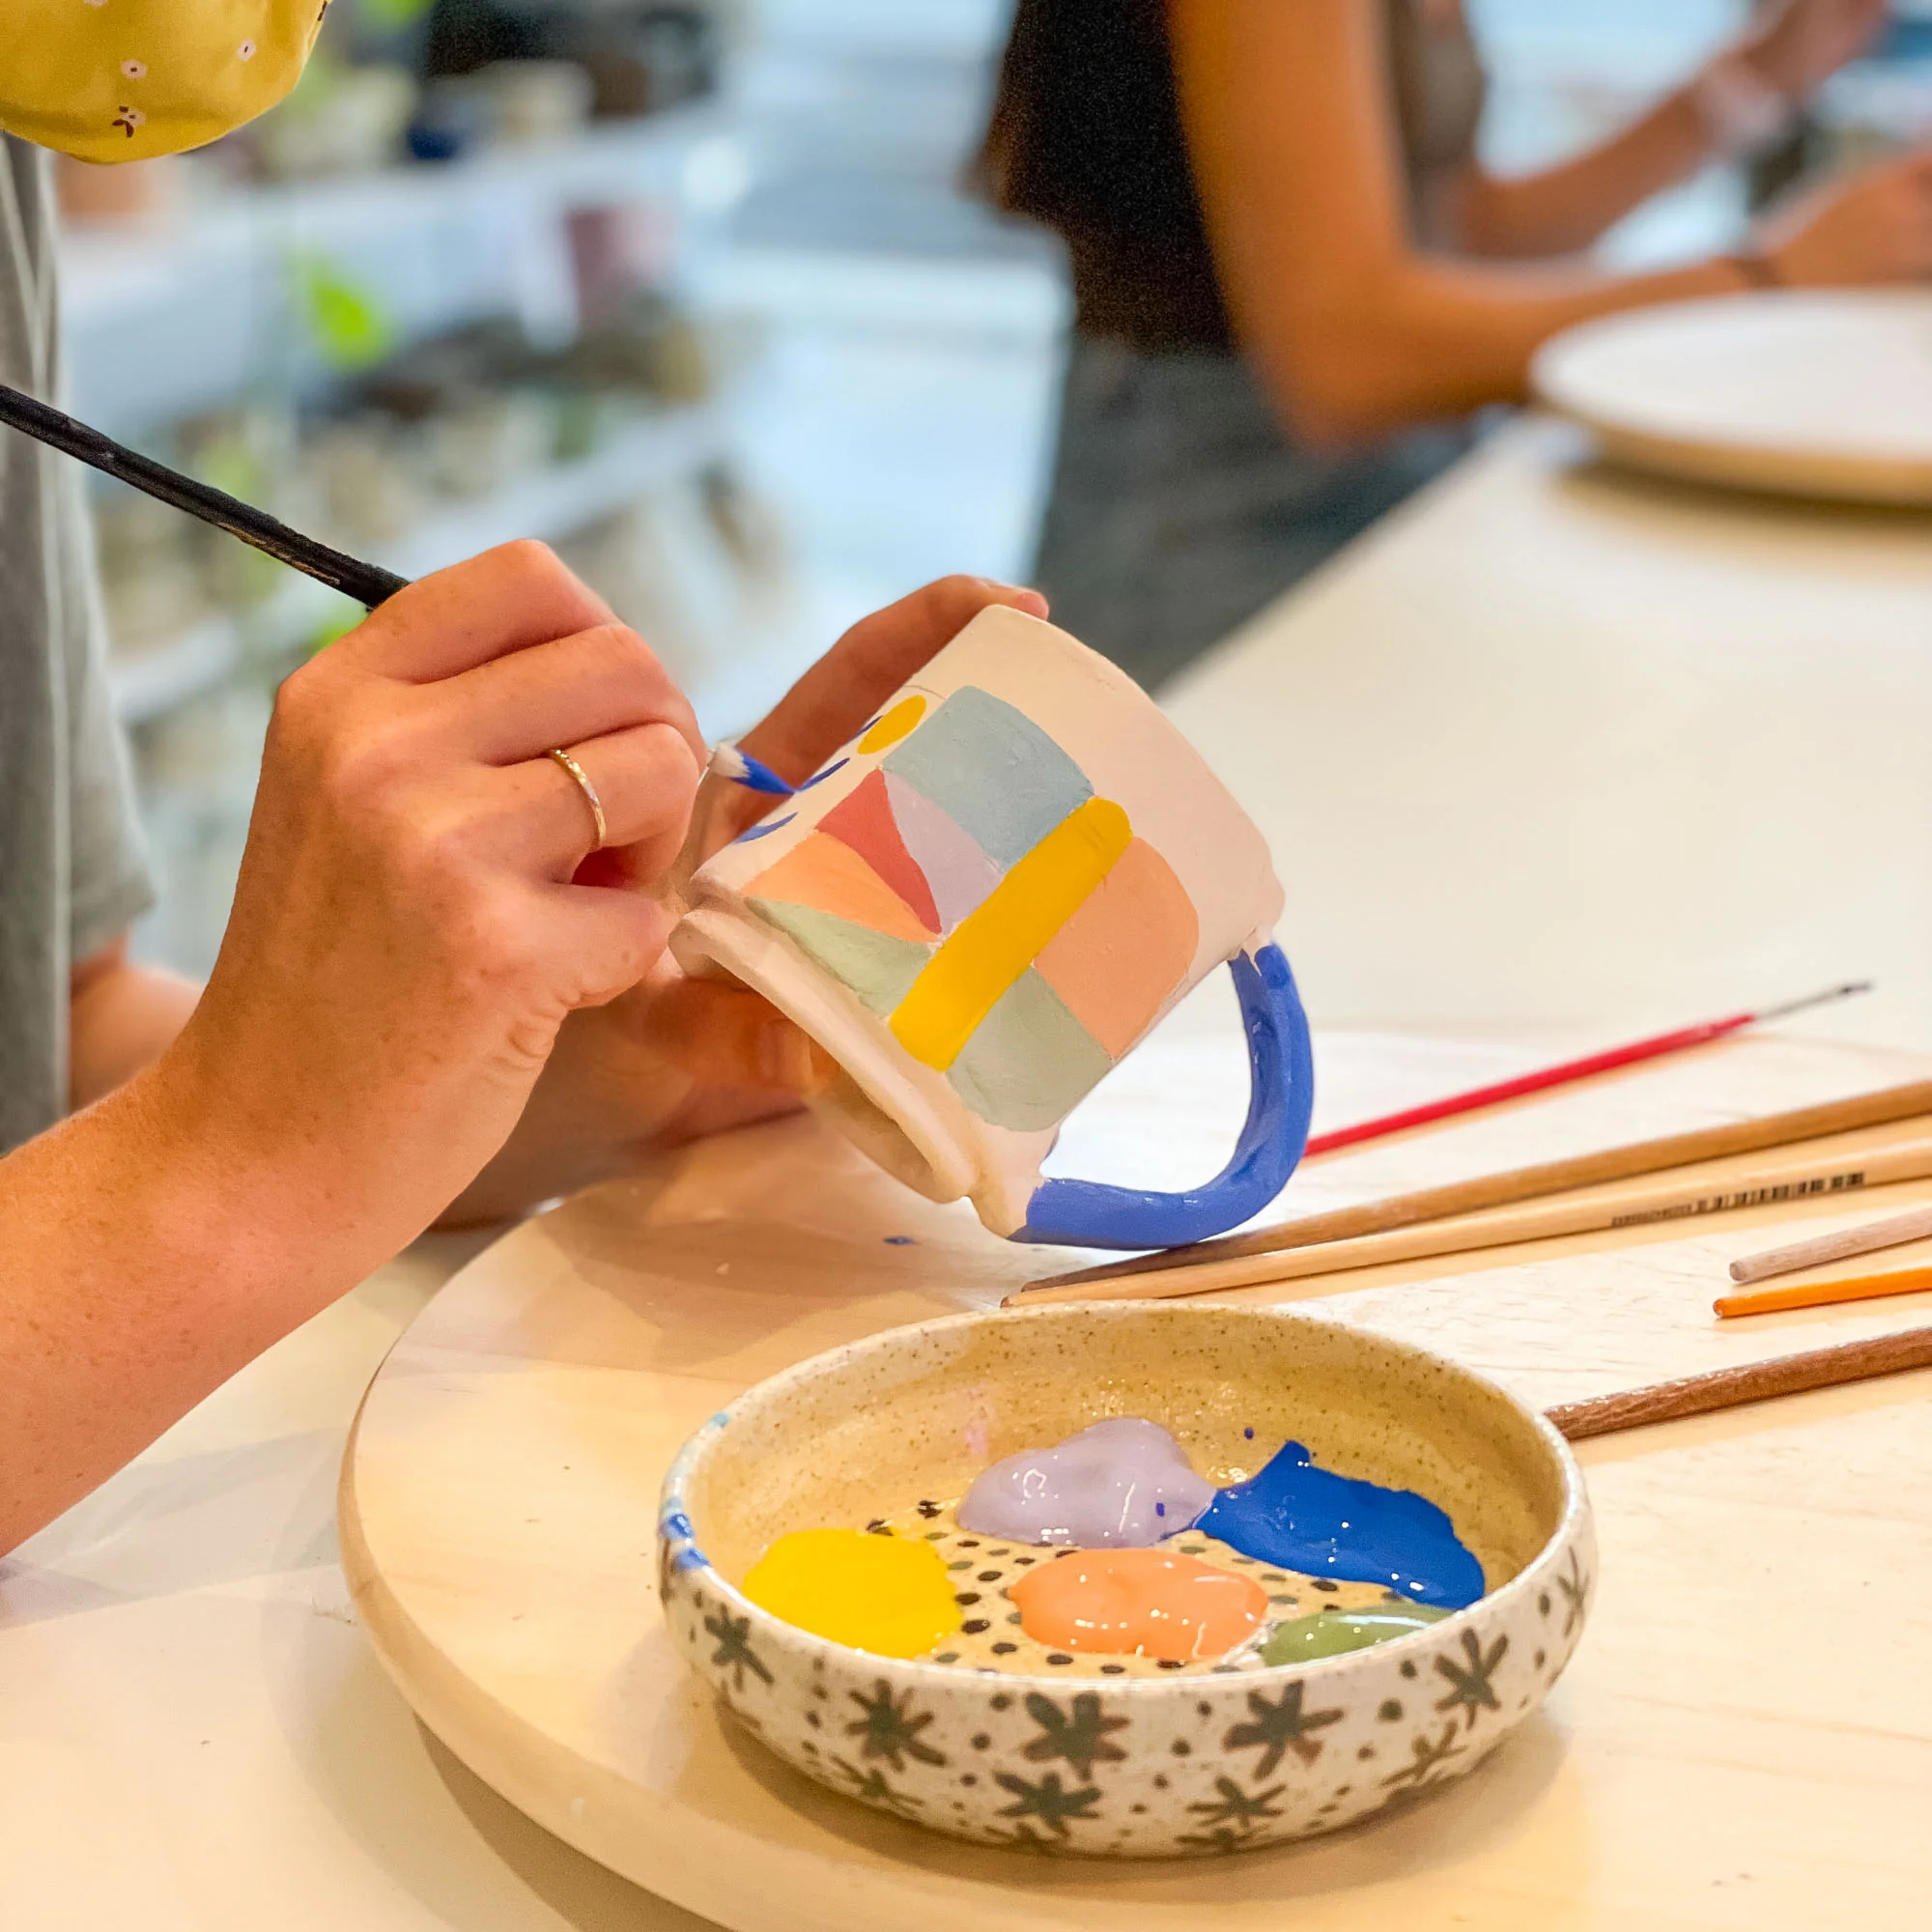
1532 290 1932 505
338 1109 1580 1932
340 1031 1932 1930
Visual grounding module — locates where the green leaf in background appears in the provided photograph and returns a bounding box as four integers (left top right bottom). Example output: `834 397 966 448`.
294 255 395 372
306 590 365 656
357 0 435 26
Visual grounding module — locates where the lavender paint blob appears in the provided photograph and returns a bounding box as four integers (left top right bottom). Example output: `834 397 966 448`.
955 1418 1215 1548
1196 1440 1485 1609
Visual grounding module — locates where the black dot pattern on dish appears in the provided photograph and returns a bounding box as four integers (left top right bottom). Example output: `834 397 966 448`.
882 1499 1398 1678
1400 1662 1417 1679
1378 1699 1404 1722
1311 1578 1340 1593
972 1733 991 1749
1171 1740 1191 1756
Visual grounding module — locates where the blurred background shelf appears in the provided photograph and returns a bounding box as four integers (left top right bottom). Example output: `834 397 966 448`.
78 0 1932 980
109 400 732 726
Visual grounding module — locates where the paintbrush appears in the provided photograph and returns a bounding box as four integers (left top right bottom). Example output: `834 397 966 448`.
1029 1077 1932 1296
0 381 796 798
1299 980 1870 1159
1010 1128 1932 1307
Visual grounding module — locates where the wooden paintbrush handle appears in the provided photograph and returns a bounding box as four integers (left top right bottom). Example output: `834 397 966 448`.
1034 1079 1932 1293
1013 1135 1932 1305
1548 1326 1932 1439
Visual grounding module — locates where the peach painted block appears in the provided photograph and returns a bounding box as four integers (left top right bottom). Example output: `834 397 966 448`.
1035 838 1198 1057
744 833 935 947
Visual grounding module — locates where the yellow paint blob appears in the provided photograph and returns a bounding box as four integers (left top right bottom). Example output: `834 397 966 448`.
742 1528 962 1658
857 696 927 754
891 796 1132 1070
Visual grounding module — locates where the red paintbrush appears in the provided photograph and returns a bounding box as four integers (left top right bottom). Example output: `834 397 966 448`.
1302 980 1872 1158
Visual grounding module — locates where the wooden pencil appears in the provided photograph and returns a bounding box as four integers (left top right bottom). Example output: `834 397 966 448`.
1714 1263 1932 1321
1028 1077 1932 1296
1009 1132 1932 1307
1727 1201 1932 1285
1547 1325 1932 1438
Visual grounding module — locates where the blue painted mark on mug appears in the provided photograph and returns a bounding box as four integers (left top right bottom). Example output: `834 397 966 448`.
799 756 850 791
733 813 797 844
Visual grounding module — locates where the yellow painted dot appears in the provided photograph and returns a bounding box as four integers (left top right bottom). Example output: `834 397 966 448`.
856 696 926 755
743 1528 961 1658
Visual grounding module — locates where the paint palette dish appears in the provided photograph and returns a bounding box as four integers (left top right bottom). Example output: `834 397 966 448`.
659 1303 1594 1859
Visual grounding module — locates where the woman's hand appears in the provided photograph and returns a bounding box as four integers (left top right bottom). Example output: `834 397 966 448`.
1757 150 1932 288
438 573 1049 1224
1741 0 1889 102
159 540 706 1262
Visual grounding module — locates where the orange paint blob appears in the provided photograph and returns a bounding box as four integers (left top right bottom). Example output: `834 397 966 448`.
1009 1548 1269 1662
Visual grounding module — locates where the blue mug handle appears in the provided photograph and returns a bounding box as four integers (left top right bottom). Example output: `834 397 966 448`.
1014 943 1315 1250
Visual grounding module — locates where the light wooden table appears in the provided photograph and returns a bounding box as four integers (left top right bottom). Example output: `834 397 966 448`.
8 418 1932 1927
1166 415 1932 1051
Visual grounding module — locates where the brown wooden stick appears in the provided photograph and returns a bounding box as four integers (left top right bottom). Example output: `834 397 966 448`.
1031 1077 1932 1294
1547 1326 1932 1439
1010 1133 1932 1307
1727 1201 1932 1284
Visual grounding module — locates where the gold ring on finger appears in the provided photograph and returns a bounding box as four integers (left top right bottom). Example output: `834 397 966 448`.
548 746 609 850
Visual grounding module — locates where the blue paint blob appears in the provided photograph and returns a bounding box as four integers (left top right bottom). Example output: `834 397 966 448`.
798 757 850 791
1196 1441 1485 1610
884 1235 917 1246
1243 1427 1255 1440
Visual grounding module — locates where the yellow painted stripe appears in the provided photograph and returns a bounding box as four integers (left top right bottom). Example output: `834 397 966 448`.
891 797 1131 1071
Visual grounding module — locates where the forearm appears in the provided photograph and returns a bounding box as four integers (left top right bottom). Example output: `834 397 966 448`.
69 952 200 1109
1242 250 1748 443
1451 86 1715 258
0 1053 383 1553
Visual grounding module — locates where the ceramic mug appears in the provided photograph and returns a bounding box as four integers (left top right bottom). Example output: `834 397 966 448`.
669 607 1314 1246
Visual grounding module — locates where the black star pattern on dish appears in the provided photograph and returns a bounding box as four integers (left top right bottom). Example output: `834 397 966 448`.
1020 1692 1129 1780
1185 1776 1287 1833
1555 1549 1589 1636
702 1608 773 1690
828 1757 924 1816
1223 1682 1343 1777
844 1679 947 1770
1433 1629 1508 1730
992 1771 1101 1838
1379 1721 1467 1791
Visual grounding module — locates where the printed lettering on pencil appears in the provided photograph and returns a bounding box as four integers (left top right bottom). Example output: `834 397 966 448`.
1608 1169 1869 1230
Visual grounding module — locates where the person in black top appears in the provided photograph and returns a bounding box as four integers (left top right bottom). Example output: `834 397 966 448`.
981 0 1924 691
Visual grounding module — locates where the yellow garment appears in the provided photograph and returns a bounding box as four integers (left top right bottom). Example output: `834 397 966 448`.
0 2 329 164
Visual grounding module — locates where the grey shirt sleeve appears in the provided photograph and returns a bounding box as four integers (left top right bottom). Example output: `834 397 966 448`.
55 440 155 967
0 138 155 1150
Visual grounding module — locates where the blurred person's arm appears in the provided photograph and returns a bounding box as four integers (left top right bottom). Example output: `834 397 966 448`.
1172 0 1932 443
1451 0 1887 257
2 554 1039 1553
67 935 199 1109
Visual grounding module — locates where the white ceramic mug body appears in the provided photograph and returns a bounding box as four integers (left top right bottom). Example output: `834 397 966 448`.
671 608 1293 1238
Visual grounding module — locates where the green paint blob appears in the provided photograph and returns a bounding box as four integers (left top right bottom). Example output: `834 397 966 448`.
1258 1603 1450 1666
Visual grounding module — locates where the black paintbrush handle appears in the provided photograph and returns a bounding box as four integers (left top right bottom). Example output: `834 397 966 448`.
0 382 410 611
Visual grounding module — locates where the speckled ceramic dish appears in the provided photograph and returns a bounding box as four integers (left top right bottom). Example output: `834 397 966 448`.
658 1302 1593 1859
